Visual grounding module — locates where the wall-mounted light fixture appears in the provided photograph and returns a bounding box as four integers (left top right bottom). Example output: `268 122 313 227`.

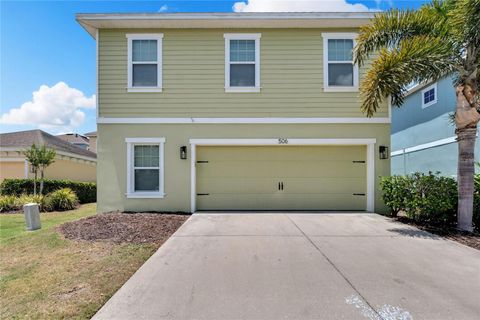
180 146 187 160
379 146 389 159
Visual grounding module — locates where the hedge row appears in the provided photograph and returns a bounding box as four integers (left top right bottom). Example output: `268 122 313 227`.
0 179 96 204
381 172 480 230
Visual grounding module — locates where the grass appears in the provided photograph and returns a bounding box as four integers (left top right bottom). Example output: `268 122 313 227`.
0 204 158 319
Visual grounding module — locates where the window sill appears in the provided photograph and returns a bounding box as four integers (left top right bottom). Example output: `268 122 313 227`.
422 100 437 109
125 192 165 199
225 87 261 93
324 86 359 92
127 87 163 93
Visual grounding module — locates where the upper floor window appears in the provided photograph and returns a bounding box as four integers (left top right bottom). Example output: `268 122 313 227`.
322 33 359 92
126 34 163 92
125 138 165 198
224 33 261 92
422 83 437 108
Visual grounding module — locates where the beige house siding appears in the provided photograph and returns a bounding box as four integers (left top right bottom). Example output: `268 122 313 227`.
0 153 96 182
96 123 390 214
0 161 26 181
98 28 388 118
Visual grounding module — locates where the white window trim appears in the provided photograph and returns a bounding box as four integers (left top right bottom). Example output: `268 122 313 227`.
421 82 437 108
125 137 166 198
224 33 261 93
322 32 359 92
126 33 163 93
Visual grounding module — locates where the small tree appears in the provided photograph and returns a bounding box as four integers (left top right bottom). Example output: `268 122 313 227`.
24 144 41 195
24 144 56 195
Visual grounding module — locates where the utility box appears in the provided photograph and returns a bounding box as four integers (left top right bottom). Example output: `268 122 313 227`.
23 203 41 231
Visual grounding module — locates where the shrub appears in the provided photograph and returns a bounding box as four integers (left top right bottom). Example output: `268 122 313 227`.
0 179 95 203
474 174 480 230
0 195 17 212
379 175 410 217
44 188 79 211
381 172 457 227
17 194 46 209
0 194 45 212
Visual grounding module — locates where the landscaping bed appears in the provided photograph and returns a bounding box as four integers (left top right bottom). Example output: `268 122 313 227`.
394 216 480 250
59 212 189 244
0 205 190 319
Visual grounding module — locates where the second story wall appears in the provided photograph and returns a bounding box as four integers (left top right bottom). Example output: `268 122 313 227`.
98 28 389 119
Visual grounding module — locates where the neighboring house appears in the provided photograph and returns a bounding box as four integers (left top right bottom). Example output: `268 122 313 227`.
77 12 391 213
391 76 480 177
84 131 97 153
57 133 90 150
0 130 97 182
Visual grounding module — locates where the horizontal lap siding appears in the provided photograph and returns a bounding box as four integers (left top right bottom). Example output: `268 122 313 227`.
98 29 388 118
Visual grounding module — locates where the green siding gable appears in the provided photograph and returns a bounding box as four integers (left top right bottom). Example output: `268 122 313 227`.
98 28 388 118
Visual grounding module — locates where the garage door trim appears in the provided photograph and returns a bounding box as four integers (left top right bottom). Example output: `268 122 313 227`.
189 138 376 213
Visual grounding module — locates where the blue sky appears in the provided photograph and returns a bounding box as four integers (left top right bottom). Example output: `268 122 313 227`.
0 0 424 135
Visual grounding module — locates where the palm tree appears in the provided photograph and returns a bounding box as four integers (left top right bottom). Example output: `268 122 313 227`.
354 0 479 231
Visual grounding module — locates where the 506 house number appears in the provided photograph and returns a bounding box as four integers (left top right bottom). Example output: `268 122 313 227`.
278 138 289 144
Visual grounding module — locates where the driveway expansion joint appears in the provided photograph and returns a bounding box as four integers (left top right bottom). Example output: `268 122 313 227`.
285 214 384 320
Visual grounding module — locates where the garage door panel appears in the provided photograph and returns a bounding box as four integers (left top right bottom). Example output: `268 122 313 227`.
197 146 366 161
196 146 367 211
197 161 366 178
197 177 366 194
197 194 366 211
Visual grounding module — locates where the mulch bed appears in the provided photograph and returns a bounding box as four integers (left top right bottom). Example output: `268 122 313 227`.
394 217 480 250
59 213 190 244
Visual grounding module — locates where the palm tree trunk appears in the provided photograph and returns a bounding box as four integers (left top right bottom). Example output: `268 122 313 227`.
455 76 480 232
457 128 476 232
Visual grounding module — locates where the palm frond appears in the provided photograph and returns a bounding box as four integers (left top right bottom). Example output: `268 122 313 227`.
360 35 457 117
354 2 450 66
449 0 480 49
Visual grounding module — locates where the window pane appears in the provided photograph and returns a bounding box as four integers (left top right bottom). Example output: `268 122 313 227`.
230 64 255 87
328 63 354 86
134 169 159 191
132 40 157 62
424 88 435 104
134 145 159 167
133 64 157 87
230 40 255 62
328 39 353 61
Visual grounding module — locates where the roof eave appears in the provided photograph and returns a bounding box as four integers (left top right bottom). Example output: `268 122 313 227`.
76 12 376 39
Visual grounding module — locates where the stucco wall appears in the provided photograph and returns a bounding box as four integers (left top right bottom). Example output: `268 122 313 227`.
97 123 390 214
391 76 480 176
0 154 96 182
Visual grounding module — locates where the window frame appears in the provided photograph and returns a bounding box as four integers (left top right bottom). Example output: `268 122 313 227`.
421 82 438 108
322 33 359 92
224 33 261 93
125 137 165 198
126 33 164 93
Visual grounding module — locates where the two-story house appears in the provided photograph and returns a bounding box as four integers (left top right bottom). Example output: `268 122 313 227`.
77 12 390 213
391 76 480 177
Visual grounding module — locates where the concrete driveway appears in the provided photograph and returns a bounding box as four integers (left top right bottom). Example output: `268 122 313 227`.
93 213 480 320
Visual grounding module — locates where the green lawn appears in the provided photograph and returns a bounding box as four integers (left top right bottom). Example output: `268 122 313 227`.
0 204 158 319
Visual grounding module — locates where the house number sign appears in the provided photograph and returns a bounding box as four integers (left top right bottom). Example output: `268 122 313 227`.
278 138 289 144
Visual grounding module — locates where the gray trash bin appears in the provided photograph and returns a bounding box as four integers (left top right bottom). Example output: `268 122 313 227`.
24 203 41 231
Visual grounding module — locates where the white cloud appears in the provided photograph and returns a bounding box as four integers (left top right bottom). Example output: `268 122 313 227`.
159 4 168 12
0 82 95 131
233 0 372 12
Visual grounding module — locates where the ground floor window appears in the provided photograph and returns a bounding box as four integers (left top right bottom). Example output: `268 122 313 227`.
125 138 165 198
